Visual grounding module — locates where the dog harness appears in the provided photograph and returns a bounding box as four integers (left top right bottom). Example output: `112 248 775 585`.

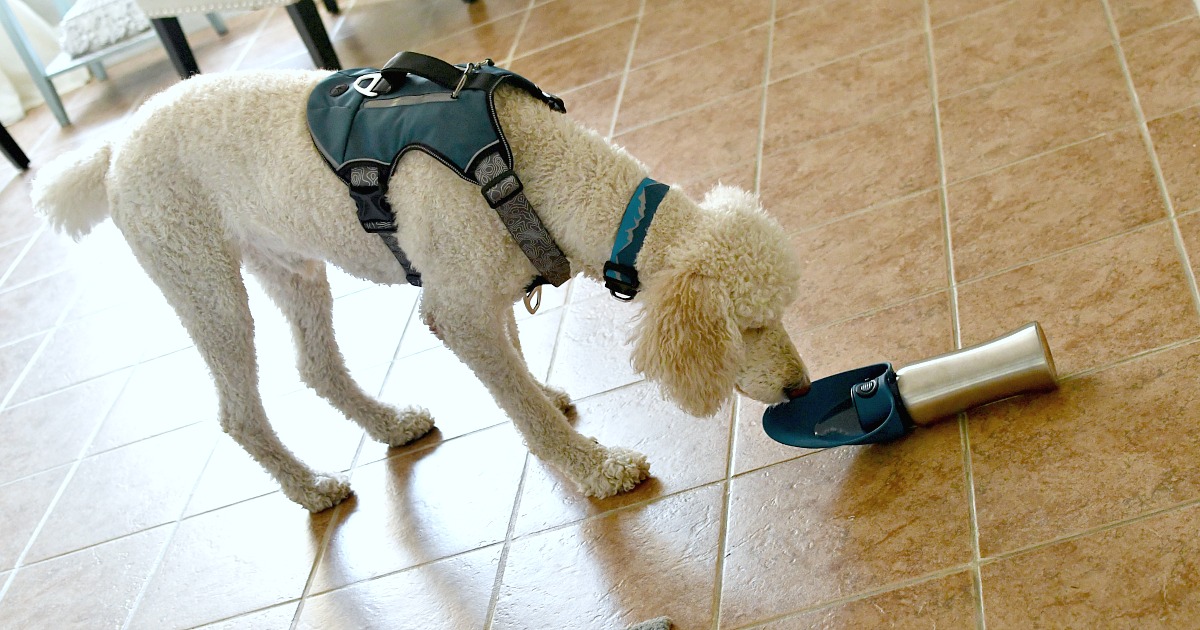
307 51 572 288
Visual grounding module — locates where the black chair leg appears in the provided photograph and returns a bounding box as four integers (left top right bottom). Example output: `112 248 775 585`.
151 17 201 79
0 124 28 170
322 0 338 15
286 0 341 70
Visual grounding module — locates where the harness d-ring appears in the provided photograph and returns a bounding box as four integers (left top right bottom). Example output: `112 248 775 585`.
523 285 542 314
352 72 385 97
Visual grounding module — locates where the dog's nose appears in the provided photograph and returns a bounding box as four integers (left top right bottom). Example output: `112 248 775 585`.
786 381 811 399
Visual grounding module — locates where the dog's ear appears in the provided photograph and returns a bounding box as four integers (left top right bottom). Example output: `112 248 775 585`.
631 271 742 417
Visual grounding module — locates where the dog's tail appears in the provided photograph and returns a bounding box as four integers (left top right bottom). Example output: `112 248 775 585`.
31 141 113 240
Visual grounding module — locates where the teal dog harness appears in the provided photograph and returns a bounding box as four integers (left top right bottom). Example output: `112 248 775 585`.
307 52 572 288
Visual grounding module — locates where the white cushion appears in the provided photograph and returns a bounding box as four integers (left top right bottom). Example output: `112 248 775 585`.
57 0 151 58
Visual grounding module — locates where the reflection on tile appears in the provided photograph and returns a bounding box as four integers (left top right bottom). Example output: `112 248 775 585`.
1123 17 1200 120
1110 0 1197 37
184 382 374 517
969 342 1200 556
129 494 332 630
928 0 1009 25
939 47 1135 181
772 0 925 80
496 484 722 630
515 381 732 536
768 570 977 629
1148 106 1200 215
412 12 525 64
957 223 1200 376
88 349 216 455
0 271 80 347
0 334 41 402
736 292 956 475
615 89 763 185
634 0 771 67
510 20 636 93
548 294 643 401
982 505 1200 627
560 77 621 136
313 424 525 592
933 0 1111 97
193 602 299 630
760 106 939 230
785 191 947 328
722 422 971 626
27 423 215 564
948 128 1164 281
0 526 170 630
0 467 66 571
374 346 508 455
13 307 154 403
765 34 930 151
0 372 127 484
332 285 418 373
518 0 639 53
298 546 500 630
618 27 768 133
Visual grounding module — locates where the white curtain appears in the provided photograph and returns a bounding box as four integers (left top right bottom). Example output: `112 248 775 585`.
0 0 89 125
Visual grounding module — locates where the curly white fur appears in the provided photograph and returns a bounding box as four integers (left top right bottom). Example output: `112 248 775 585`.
31 70 809 511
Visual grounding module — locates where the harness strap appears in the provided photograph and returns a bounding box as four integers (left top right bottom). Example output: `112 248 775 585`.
474 151 572 286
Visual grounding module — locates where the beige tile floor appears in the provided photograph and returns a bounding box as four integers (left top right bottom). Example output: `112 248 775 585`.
0 0 1199 627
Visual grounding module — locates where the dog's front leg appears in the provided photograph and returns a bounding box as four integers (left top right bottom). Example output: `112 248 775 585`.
425 291 649 498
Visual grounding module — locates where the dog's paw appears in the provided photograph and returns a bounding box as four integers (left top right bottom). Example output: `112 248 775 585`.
541 385 577 421
578 446 650 499
362 405 435 448
286 472 353 513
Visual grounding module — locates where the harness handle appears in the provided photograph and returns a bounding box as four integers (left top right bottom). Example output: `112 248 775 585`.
378 51 567 113
379 51 488 93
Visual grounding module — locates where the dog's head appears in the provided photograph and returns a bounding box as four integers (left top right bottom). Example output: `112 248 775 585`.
631 185 809 417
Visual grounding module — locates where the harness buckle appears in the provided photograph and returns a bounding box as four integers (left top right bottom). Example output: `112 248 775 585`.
603 261 639 301
452 62 479 99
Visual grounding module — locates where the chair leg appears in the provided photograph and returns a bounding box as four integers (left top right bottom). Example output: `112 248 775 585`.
286 0 340 70
0 124 29 170
150 17 201 79
0 0 70 126
321 0 338 15
88 61 108 81
206 12 229 36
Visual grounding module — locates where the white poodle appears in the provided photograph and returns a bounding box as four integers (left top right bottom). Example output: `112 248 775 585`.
32 69 810 512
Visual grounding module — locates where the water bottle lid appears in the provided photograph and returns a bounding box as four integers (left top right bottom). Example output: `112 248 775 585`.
762 363 914 448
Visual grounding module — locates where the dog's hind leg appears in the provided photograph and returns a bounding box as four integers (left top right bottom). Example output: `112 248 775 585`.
119 220 351 512
245 254 434 448
504 307 575 421
426 290 648 498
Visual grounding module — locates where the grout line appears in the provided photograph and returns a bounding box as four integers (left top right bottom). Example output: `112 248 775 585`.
1098 0 1200 320
482 453 531 629
751 0 776 197
731 563 977 629
0 223 45 291
228 8 275 72
709 396 744 629
922 3 982 628
502 0 538 68
0 356 133 609
121 429 222 630
605 0 646 141
980 496 1200 565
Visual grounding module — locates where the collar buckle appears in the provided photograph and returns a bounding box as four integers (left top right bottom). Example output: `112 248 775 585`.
603 261 639 301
